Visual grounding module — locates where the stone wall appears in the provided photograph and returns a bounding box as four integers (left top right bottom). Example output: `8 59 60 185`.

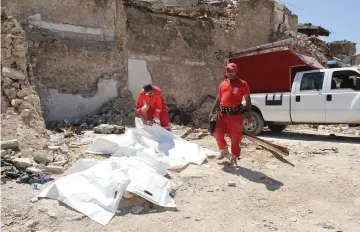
1 7 48 150
3 0 127 121
329 40 357 57
2 0 297 122
126 0 298 113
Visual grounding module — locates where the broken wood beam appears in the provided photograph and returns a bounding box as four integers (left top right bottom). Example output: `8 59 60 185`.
180 127 197 139
243 132 289 156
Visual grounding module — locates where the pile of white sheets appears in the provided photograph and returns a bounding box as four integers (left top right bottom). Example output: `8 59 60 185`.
38 118 217 225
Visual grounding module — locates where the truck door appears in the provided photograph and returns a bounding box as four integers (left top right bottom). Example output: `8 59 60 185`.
292 71 326 123
325 69 360 123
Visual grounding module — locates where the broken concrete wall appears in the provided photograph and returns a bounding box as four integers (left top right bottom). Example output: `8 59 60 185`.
329 40 357 56
1 7 48 150
2 0 115 28
126 0 298 108
352 54 360 66
2 0 127 121
3 0 297 123
234 0 298 46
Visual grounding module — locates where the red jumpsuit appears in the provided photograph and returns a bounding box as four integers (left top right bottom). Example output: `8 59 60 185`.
213 77 250 158
136 86 170 130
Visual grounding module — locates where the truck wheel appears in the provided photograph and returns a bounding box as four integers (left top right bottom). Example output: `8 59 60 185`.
243 111 264 136
268 124 287 132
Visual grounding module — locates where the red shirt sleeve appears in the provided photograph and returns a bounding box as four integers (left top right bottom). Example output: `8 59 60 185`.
136 92 144 116
242 81 250 95
152 91 163 118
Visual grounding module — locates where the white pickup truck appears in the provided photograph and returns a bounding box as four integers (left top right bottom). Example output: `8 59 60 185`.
244 67 360 135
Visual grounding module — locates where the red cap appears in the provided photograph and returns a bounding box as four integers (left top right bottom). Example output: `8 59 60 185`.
226 63 237 70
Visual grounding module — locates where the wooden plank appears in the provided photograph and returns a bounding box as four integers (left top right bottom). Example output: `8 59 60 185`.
243 132 289 156
180 127 196 139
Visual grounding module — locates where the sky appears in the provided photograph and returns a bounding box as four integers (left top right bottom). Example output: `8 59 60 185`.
277 0 359 54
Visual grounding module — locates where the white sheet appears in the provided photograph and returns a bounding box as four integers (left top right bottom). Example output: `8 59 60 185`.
39 118 216 225
37 158 130 225
38 156 176 225
86 118 217 169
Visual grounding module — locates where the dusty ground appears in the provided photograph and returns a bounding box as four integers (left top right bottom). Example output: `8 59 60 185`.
1 125 360 232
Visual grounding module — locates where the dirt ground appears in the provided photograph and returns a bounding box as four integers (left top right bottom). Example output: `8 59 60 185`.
1 125 360 232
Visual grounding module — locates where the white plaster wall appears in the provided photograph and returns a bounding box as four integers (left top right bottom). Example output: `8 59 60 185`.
28 14 115 41
45 79 119 121
128 59 152 101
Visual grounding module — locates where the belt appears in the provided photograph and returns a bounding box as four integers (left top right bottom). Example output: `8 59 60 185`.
219 105 244 115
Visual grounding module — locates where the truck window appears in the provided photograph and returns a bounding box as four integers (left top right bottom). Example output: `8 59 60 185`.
300 72 324 91
331 70 360 90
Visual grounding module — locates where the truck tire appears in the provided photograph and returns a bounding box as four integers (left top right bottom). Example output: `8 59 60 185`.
243 111 264 136
268 124 287 132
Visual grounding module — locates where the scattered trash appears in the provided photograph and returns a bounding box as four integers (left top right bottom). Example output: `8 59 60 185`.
33 183 42 190
321 147 339 153
318 222 335 230
227 181 236 187
129 206 144 214
93 124 125 134
30 197 38 203
49 138 60 143
60 144 69 154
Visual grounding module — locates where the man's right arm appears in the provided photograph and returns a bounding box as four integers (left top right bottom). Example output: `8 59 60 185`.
135 93 143 116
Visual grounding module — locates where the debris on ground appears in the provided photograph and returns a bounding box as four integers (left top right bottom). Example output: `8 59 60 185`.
129 206 144 215
227 181 236 187
93 124 126 134
1 157 53 185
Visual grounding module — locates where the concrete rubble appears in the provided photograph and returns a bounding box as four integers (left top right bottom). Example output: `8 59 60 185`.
93 124 126 134
1 8 61 175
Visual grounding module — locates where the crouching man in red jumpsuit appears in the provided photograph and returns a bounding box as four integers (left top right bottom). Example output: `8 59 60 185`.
210 63 252 166
136 84 170 131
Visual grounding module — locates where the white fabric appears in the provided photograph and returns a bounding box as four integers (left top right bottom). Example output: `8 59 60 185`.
86 118 217 169
38 118 216 225
37 158 130 225
38 156 175 225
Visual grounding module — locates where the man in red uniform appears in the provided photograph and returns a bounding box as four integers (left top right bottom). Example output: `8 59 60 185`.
210 63 252 166
136 84 170 131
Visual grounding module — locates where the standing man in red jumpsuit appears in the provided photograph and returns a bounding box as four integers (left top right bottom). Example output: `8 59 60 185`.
209 63 252 166
136 84 170 131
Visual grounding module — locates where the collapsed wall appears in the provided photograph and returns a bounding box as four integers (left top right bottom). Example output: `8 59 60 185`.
329 40 357 65
2 0 298 126
1 7 48 150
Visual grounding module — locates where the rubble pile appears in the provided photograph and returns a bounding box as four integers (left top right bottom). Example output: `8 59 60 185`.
1 7 44 126
128 0 233 22
0 136 69 185
329 40 356 65
94 97 136 127
1 8 60 175
93 124 126 134
284 30 330 65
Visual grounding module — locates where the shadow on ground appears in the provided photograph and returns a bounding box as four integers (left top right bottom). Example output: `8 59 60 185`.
260 131 360 144
220 164 284 191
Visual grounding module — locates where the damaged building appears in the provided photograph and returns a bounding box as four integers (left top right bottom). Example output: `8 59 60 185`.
2 0 299 126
